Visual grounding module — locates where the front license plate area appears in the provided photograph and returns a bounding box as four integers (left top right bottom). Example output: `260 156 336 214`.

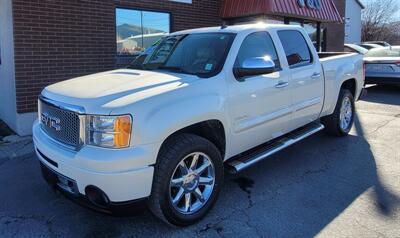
40 163 79 195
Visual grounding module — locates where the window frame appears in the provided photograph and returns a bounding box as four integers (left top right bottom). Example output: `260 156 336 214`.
234 31 283 74
277 30 314 69
115 6 172 57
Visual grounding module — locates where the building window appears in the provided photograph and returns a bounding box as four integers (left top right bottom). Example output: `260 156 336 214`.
286 20 302 26
170 0 192 3
320 27 326 51
284 18 324 52
303 22 317 49
116 8 170 56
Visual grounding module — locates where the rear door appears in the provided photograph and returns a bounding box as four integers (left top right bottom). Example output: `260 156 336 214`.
277 30 324 130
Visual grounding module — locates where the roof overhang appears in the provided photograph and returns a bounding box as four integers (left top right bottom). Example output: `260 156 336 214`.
221 0 343 23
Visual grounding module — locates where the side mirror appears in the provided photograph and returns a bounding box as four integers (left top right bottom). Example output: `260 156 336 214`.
233 57 276 80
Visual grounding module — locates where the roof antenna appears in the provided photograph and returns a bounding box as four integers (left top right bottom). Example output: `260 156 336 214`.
221 21 228 29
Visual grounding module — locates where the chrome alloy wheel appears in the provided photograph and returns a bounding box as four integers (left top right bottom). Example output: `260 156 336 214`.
339 96 353 131
169 152 215 215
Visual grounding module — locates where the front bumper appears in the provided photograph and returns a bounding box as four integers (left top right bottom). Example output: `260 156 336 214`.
33 120 160 204
39 161 147 214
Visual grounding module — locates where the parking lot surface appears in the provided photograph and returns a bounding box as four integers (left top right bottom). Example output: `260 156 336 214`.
0 85 399 238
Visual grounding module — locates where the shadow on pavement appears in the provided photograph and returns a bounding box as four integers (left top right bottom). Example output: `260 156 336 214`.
212 110 400 237
361 85 400 106
352 112 399 217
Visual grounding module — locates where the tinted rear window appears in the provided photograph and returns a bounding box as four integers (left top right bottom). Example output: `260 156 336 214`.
278 30 313 67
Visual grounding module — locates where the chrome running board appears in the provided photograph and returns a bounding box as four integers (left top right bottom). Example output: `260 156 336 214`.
226 122 325 174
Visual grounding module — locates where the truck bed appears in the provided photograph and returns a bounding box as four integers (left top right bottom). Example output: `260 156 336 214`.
318 52 354 59
319 52 364 118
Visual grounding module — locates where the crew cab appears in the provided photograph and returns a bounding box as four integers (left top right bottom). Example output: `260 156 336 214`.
33 24 364 226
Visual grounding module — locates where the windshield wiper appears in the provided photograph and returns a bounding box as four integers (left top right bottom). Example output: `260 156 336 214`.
158 66 184 73
158 66 201 77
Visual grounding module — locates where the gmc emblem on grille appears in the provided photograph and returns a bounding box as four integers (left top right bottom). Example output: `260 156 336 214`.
41 113 61 131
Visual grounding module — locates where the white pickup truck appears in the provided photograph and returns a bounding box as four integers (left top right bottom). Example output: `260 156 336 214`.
33 24 364 226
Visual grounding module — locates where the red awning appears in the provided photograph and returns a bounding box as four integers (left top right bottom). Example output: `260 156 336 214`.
221 0 342 23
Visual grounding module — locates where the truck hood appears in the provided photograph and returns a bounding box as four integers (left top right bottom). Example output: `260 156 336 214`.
42 69 198 114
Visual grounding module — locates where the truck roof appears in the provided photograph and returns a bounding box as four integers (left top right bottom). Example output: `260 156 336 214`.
170 23 302 35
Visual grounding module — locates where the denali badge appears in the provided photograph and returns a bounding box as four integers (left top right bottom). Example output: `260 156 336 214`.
41 113 61 131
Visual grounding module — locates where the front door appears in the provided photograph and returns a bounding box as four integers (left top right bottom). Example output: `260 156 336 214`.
227 31 292 156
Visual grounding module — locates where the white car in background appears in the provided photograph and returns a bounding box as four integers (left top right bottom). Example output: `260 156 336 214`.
363 41 391 47
359 43 384 50
344 44 369 55
364 46 400 85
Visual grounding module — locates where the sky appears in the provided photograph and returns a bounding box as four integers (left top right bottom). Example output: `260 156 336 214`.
361 0 400 22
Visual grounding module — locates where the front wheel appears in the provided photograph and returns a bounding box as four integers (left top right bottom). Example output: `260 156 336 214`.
321 89 355 136
148 133 223 226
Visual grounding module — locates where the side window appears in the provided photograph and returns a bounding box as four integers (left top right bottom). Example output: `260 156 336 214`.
278 30 313 68
235 32 281 70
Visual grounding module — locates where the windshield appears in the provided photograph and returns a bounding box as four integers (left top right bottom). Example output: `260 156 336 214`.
365 47 400 57
132 33 235 78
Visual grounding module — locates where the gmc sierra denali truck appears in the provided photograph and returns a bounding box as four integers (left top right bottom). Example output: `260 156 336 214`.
33 24 364 226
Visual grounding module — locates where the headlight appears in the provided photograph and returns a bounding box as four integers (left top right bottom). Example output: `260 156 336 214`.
86 115 132 148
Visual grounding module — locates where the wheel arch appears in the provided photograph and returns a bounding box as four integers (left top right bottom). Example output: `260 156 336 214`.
157 120 226 163
340 78 357 97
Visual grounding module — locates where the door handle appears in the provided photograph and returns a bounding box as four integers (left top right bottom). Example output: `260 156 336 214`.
275 81 289 88
311 72 321 78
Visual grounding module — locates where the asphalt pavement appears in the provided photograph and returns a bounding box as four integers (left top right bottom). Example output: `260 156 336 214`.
0 85 399 238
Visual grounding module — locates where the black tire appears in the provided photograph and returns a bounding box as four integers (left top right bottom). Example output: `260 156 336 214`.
321 89 355 136
148 133 224 226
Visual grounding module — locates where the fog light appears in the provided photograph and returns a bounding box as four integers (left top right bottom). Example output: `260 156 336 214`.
85 185 110 208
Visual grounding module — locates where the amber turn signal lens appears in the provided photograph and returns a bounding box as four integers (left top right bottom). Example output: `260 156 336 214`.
114 115 132 148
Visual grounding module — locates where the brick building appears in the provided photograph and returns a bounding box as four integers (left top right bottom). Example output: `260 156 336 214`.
0 0 347 135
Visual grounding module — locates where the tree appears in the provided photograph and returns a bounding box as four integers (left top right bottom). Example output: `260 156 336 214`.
361 0 400 42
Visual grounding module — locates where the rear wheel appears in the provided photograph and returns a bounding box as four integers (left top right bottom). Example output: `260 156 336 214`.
322 89 355 136
148 133 223 226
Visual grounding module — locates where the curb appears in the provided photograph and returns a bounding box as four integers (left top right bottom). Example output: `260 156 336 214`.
0 136 34 160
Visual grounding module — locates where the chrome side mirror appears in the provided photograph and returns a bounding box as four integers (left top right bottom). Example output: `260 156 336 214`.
233 57 276 80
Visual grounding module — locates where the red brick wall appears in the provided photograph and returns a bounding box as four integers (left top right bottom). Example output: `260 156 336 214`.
12 0 222 113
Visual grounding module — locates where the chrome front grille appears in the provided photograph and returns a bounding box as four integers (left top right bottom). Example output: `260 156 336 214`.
39 98 82 149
